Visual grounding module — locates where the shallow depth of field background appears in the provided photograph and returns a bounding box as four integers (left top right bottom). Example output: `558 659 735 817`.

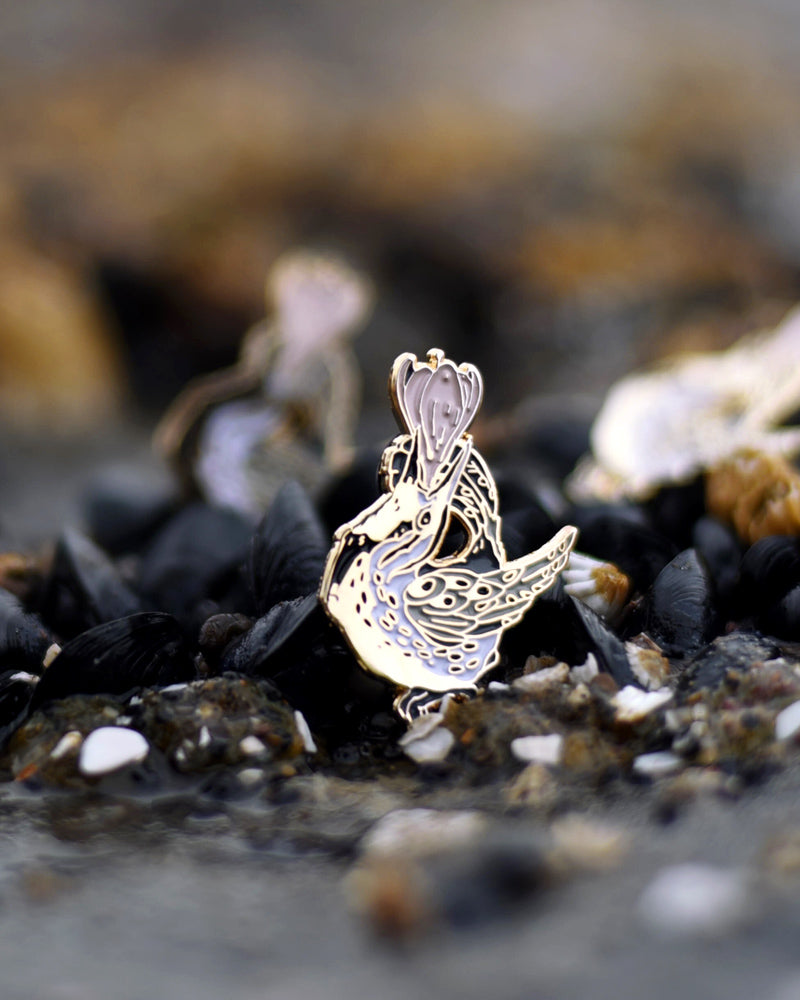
2 0 800 522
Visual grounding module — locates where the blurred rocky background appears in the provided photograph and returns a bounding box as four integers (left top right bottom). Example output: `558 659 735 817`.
2 0 800 529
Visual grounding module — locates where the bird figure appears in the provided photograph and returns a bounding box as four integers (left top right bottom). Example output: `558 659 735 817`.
320 349 578 720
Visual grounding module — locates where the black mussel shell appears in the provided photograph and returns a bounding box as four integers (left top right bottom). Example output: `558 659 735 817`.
221 595 391 739
39 529 142 639
30 612 194 709
83 468 178 556
0 668 38 747
636 548 715 658
692 516 742 614
569 596 638 687
644 477 706 549
138 503 252 627
249 481 328 615
739 536 800 611
572 511 677 592
761 585 800 641
680 632 781 693
318 448 383 537
0 586 54 674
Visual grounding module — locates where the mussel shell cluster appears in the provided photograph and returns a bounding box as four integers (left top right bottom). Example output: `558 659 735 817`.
1 425 800 788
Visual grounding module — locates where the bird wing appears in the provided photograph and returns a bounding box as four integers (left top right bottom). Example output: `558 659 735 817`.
405 526 577 645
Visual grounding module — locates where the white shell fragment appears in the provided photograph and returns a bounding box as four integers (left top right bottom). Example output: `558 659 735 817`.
568 306 800 501
633 750 682 778
570 653 599 685
78 727 149 777
9 671 38 686
612 686 673 723
50 730 83 761
774 700 800 741
563 551 630 623
293 710 318 754
638 863 752 937
42 643 61 669
361 808 486 859
513 662 570 694
239 735 267 757
510 733 564 766
398 711 455 764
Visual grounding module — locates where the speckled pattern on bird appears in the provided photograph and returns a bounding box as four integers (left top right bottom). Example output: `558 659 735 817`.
320 349 578 720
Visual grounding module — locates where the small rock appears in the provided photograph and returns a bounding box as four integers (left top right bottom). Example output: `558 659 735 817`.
510 733 563 766
237 767 265 788
570 654 599 685
78 727 149 777
506 763 559 808
612 685 672 723
49 730 83 761
550 814 630 871
361 808 486 859
239 735 267 757
775 700 800 741
513 662 570 694
398 713 455 764
633 751 682 778
638 863 752 936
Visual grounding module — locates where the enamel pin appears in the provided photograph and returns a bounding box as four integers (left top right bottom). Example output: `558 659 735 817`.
319 349 578 721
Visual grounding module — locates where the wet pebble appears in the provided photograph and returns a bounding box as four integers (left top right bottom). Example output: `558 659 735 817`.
638 863 753 937
633 750 682 778
398 713 455 764
775 700 800 741
78 727 150 777
612 686 672 723
510 733 563 766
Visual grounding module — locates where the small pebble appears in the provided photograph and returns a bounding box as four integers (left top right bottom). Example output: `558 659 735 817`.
78 727 149 777
294 710 318 754
612 686 673 723
50 730 83 761
510 734 564 766
237 767 265 788
398 713 455 764
361 808 486 859
513 662 570 694
571 654 599 685
633 751 682 778
239 735 267 757
775 700 800 741
550 814 630 871
638 863 752 937
487 681 512 695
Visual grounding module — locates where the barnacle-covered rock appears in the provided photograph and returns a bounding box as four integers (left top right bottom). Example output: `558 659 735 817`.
706 450 800 544
568 307 800 502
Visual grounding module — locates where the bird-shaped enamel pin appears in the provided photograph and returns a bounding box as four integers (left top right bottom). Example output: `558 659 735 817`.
319 349 578 721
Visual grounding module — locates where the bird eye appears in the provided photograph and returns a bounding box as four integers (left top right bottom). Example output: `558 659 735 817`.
418 510 432 527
